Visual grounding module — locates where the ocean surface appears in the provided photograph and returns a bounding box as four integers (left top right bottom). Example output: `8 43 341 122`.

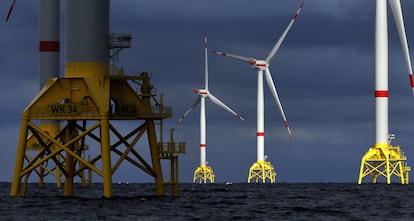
1 182 413 220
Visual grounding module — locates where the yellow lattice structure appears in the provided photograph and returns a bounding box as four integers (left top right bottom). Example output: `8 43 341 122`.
358 145 410 184
25 140 91 189
193 165 215 183
11 73 171 198
158 128 186 196
248 160 276 183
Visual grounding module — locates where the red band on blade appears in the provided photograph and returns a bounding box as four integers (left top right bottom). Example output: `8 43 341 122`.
409 74 414 88
257 132 264 136
293 14 298 20
39 41 59 52
375 90 388 97
284 121 289 127
200 144 206 147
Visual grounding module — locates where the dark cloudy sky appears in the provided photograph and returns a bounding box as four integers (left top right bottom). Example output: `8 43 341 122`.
1 0 414 184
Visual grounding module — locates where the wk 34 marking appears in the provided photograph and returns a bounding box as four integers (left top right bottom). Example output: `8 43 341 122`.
48 103 79 115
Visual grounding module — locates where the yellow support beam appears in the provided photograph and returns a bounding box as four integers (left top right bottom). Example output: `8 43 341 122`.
10 119 29 196
11 72 171 197
158 127 186 196
100 117 112 198
358 145 410 184
248 160 276 183
193 165 215 184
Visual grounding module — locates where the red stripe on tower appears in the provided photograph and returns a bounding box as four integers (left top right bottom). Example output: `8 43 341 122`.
200 144 206 148
375 90 389 97
257 132 265 136
39 41 60 52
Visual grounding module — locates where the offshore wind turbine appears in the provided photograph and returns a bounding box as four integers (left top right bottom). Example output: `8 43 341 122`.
358 0 411 184
178 34 245 184
214 2 303 183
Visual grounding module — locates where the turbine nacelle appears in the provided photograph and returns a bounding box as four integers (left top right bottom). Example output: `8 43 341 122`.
250 60 268 70
213 51 269 70
193 89 208 97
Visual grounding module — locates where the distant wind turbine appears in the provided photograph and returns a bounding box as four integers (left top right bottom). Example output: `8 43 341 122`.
214 2 304 183
178 34 245 184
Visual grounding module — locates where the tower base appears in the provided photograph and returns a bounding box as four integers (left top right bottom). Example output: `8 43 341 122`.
10 73 171 198
248 160 276 183
193 165 215 183
358 145 410 184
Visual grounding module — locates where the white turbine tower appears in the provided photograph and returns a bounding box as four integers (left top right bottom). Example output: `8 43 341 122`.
358 0 411 184
214 2 303 183
178 34 245 184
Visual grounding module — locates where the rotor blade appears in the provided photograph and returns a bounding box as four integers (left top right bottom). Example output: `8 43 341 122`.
177 97 201 123
389 0 414 95
213 51 257 65
265 2 304 63
264 68 292 140
204 33 209 90
6 0 17 22
207 93 245 121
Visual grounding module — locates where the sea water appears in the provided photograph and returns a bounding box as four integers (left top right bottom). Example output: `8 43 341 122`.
1 182 413 220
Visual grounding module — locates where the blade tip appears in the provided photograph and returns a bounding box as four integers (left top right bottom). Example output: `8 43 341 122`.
6 13 12 22
6 5 14 23
177 117 185 124
213 51 226 56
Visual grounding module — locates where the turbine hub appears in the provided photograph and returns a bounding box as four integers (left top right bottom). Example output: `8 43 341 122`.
251 60 268 70
194 89 208 96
